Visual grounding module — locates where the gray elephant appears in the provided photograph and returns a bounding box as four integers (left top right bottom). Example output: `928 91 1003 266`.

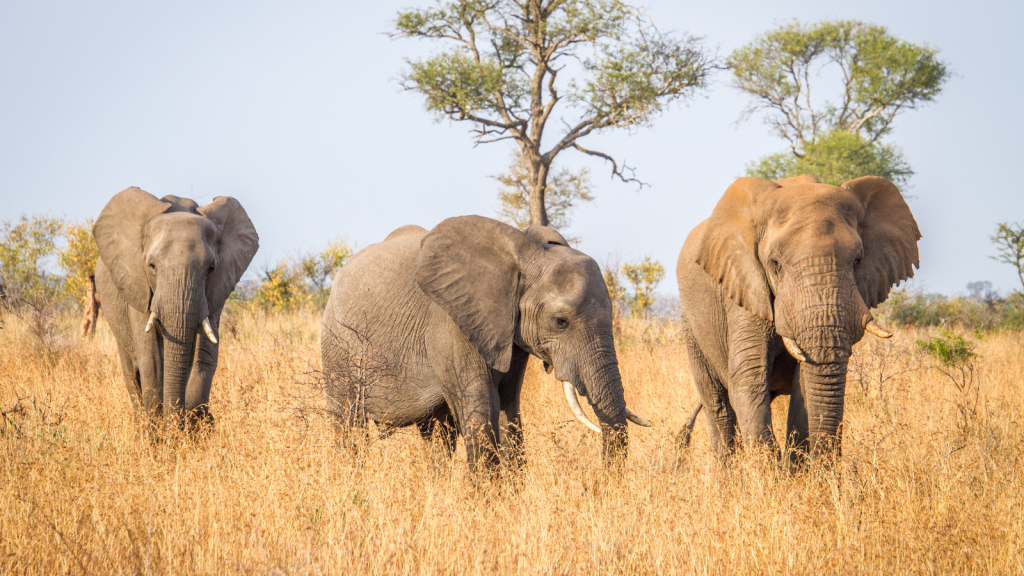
321 215 649 471
676 175 920 464
94 187 258 429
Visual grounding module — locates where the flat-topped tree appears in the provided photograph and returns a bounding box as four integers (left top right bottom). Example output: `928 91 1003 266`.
392 0 715 226
730 20 951 187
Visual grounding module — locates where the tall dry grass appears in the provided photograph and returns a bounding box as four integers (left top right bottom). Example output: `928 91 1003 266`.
1 308 1023 574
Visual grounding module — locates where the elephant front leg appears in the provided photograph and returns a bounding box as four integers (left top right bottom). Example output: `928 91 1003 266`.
683 333 737 458
417 404 458 459
130 308 164 424
725 308 779 456
496 347 529 471
185 312 219 430
449 378 501 473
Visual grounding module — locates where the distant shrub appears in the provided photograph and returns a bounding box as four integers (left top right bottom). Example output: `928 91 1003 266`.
622 257 666 320
879 287 1024 332
249 238 355 312
0 215 99 311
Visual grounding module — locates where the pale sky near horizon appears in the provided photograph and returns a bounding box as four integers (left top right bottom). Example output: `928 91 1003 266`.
2 1 1022 296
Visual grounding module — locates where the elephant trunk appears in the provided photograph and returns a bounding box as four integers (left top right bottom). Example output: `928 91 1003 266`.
790 359 848 461
153 270 207 426
780 257 859 465
580 347 629 462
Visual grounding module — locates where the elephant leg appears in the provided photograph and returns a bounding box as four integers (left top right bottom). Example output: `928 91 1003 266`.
448 377 501 473
185 312 219 430
116 347 142 415
129 307 164 422
683 333 736 458
725 308 778 455
496 347 530 471
417 404 458 458
784 368 809 469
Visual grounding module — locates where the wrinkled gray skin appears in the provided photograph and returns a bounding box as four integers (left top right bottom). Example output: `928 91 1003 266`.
321 216 629 471
94 187 258 429
677 175 920 465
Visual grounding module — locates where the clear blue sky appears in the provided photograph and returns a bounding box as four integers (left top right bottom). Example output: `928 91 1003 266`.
2 1 1022 295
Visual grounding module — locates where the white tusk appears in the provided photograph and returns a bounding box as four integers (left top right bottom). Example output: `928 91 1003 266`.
782 336 808 363
562 382 601 433
144 312 157 333
626 407 651 427
865 320 893 339
202 317 219 344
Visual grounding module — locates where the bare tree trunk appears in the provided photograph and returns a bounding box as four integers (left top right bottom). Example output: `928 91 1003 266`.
528 159 550 227
80 275 100 338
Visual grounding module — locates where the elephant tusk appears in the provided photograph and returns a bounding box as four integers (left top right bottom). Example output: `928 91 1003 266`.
782 336 808 363
202 317 219 344
626 407 651 427
865 320 893 339
144 312 158 333
562 381 601 433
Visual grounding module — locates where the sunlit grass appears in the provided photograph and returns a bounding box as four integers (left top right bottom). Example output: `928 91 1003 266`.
2 308 1022 573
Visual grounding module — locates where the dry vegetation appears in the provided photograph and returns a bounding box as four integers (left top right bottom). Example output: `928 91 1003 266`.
2 309 1023 574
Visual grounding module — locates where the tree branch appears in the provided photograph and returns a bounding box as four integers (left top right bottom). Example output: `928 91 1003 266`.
572 143 648 189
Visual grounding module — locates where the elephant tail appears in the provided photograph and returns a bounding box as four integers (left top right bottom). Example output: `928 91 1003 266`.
676 403 703 449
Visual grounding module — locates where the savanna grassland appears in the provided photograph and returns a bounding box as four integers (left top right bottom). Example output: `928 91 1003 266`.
2 308 1023 574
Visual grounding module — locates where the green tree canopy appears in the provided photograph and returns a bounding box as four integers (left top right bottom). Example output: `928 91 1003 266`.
393 0 716 227
731 20 950 189
494 151 594 241
745 129 914 187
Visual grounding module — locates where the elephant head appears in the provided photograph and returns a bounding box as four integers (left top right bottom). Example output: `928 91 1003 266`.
415 216 647 460
696 175 919 459
93 187 258 421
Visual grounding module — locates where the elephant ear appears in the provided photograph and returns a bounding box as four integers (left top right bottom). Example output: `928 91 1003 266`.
843 176 921 308
695 177 779 323
93 187 172 313
524 225 569 247
198 197 260 314
416 215 541 372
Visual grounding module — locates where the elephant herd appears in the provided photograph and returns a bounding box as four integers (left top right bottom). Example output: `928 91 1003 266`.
91 173 919 472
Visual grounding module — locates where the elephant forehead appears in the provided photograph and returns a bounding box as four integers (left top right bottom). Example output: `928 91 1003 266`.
144 213 217 257
762 186 864 226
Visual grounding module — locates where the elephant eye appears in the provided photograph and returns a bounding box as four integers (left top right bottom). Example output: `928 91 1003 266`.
769 258 781 273
554 317 569 330
148 263 156 272
854 256 863 267
208 264 216 274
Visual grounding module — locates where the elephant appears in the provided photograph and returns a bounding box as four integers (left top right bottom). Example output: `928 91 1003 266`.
321 215 650 471
93 187 258 429
675 175 920 465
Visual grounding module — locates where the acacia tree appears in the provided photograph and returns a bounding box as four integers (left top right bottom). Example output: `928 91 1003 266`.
494 151 594 240
991 221 1024 292
730 20 950 186
393 0 715 226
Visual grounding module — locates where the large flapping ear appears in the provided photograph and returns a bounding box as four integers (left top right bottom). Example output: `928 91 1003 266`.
92 187 172 313
842 176 921 308
524 225 569 247
198 197 260 314
416 215 542 372
695 177 780 322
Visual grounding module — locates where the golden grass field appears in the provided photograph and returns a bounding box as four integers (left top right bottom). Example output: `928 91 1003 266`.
2 307 1023 574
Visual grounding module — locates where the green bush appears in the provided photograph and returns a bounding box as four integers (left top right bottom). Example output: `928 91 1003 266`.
248 238 354 312
880 287 1024 332
0 215 99 311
